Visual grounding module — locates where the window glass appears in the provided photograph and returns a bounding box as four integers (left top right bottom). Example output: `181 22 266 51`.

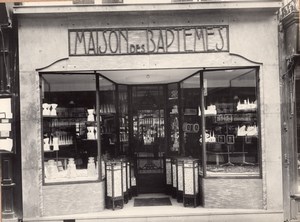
167 83 180 154
118 85 129 156
42 74 98 183
132 85 165 153
99 77 117 158
180 74 202 174
131 85 166 193
203 68 259 176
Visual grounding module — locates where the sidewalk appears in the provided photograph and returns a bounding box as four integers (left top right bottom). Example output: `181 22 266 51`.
23 193 283 222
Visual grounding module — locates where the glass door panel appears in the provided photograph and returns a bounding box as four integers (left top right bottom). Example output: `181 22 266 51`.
118 85 129 156
131 85 165 193
99 77 117 158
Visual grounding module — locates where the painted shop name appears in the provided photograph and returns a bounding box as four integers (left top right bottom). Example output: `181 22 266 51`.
69 26 229 56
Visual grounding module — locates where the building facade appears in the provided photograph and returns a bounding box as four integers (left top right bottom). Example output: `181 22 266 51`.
279 0 300 221
0 3 22 222
14 1 283 221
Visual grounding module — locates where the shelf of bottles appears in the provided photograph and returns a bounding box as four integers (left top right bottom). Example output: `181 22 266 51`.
42 104 100 183
138 110 165 145
42 106 87 149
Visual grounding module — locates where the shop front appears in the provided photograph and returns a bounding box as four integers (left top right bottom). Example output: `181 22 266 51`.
15 2 283 221
279 0 300 221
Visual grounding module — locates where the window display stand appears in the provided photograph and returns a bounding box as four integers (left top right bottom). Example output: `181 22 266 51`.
240 138 255 166
220 145 235 166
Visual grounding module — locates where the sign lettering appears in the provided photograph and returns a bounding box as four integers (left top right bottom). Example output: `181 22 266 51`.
69 25 229 56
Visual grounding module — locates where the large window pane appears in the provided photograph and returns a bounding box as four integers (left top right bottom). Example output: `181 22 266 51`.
99 77 117 158
180 74 202 174
167 83 180 154
41 74 98 183
118 85 129 156
203 68 259 177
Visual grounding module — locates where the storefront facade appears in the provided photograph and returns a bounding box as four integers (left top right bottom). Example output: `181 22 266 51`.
15 1 283 221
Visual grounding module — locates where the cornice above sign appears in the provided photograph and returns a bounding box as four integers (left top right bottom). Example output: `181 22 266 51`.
69 25 229 56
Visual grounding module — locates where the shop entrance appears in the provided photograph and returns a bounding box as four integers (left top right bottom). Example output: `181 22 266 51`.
40 67 260 201
131 85 166 193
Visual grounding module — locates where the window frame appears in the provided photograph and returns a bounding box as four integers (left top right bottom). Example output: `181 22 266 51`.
40 72 106 185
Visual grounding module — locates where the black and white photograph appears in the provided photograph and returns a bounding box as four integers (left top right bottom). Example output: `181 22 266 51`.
0 0 297 221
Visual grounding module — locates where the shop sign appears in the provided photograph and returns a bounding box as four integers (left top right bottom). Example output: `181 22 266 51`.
279 0 299 21
69 25 229 56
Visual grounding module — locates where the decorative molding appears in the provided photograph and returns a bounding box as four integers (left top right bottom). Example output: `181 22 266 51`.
229 53 263 65
36 58 69 72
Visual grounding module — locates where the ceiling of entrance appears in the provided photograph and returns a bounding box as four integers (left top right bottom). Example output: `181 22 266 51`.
99 68 200 84
42 68 256 87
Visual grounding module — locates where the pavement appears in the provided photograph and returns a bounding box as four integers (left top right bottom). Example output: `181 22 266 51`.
22 193 284 222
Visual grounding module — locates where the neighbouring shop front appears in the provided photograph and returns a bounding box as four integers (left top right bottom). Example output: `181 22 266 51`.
279 0 300 221
15 2 283 221
0 3 22 222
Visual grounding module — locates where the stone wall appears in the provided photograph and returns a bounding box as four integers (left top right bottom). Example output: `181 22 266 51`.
202 178 263 209
42 182 105 216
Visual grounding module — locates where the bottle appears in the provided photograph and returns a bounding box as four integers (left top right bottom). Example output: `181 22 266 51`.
67 158 77 178
87 157 96 177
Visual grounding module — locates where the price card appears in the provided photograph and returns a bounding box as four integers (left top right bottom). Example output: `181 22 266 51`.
0 123 11 131
0 98 12 119
0 138 13 152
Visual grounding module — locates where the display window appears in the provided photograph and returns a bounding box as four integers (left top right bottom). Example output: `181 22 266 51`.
41 74 100 183
203 68 259 176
